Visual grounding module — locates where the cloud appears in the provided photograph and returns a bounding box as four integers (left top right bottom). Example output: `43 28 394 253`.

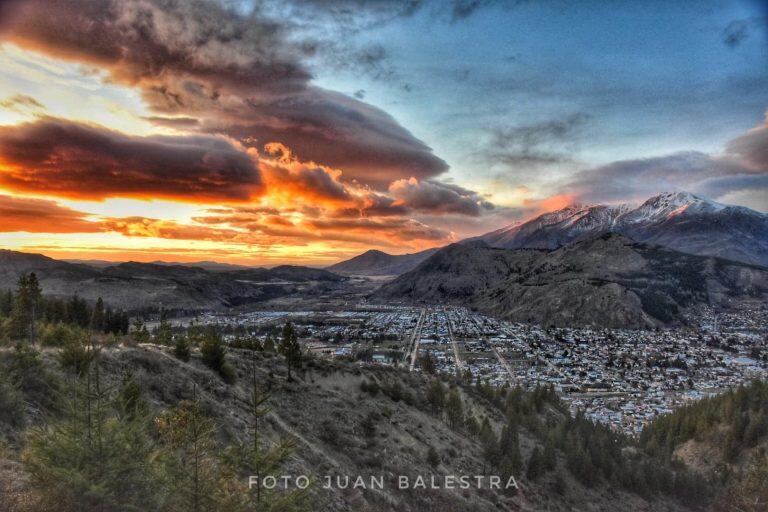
223 88 448 188
0 94 45 112
562 114 768 209
101 216 246 242
722 17 768 48
0 117 262 202
388 178 494 216
0 194 100 233
725 120 768 171
0 0 447 188
484 113 591 167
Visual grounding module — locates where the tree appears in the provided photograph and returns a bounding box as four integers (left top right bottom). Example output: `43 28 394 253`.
479 417 499 470
173 335 191 362
445 388 464 430
155 314 173 346
155 399 220 512
278 322 302 381
10 273 42 342
90 297 105 332
132 318 150 343
419 353 436 375
217 343 309 512
465 413 481 437
426 380 446 417
0 288 13 316
526 446 544 481
543 436 557 471
426 445 440 468
498 420 523 478
200 331 235 383
23 348 159 511
263 335 276 353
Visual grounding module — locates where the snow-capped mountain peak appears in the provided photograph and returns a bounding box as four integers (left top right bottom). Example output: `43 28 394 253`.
474 191 768 266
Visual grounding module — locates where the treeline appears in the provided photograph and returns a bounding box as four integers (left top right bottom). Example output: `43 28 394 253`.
640 380 768 461
141 319 305 384
0 340 308 512
0 273 129 344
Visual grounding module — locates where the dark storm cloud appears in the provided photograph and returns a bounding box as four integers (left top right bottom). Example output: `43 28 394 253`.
389 178 494 216
0 0 447 188
0 118 262 202
142 116 201 129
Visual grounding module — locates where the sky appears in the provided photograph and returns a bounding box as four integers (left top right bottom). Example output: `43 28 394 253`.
0 0 765 266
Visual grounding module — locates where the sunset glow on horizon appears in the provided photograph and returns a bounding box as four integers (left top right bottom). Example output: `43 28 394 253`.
0 1 765 266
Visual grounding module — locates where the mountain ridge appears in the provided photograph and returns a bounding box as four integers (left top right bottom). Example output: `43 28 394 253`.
326 247 439 275
0 249 345 311
373 233 768 328
473 192 768 267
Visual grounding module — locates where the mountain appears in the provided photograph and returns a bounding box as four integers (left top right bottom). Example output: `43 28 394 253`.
475 192 768 267
0 250 344 311
326 247 439 275
373 233 768 328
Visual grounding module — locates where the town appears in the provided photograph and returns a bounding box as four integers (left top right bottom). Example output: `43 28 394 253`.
154 300 768 436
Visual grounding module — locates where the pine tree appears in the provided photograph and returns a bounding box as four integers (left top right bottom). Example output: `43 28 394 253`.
543 436 557 471
479 417 497 468
216 343 309 512
173 335 191 362
498 420 523 477
278 322 302 381
90 297 105 332
526 446 544 481
426 445 440 468
132 318 150 343
445 388 464 430
426 379 446 417
263 335 276 353
10 273 42 342
0 288 13 316
465 413 481 437
155 315 173 346
23 347 159 511
419 352 436 374
200 331 235 383
155 399 219 512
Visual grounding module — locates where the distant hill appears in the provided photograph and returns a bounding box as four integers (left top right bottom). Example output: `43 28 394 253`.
326 247 439 275
373 233 768 328
0 250 344 311
473 192 768 267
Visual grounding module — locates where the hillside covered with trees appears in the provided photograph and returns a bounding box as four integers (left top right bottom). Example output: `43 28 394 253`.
0 275 765 511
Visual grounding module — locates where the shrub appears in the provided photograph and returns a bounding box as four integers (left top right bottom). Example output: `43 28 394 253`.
0 374 25 429
173 336 190 362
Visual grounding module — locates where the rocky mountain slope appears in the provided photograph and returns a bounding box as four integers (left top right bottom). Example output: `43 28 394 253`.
326 248 439 276
475 192 768 267
0 343 695 512
373 234 768 328
0 250 344 311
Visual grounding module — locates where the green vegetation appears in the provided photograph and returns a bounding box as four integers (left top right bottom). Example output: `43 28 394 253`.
0 273 129 346
278 322 302 381
641 380 768 461
9 338 307 512
200 330 236 384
